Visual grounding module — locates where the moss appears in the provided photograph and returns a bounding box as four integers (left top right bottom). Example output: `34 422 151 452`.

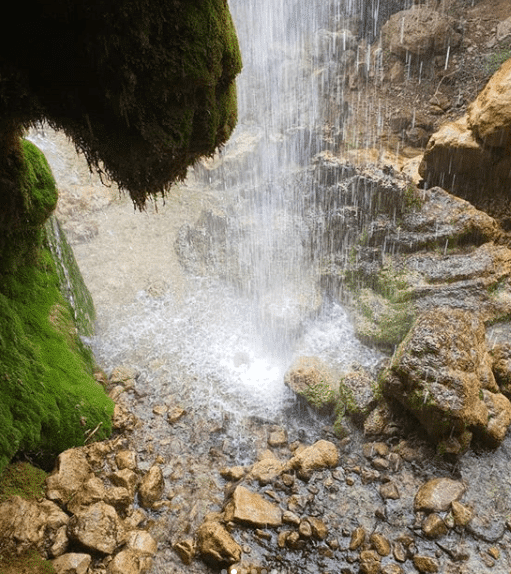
0 0 242 208
298 381 337 414
0 140 113 474
0 550 56 574
0 461 47 503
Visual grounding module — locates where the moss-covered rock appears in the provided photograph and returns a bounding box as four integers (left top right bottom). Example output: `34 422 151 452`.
0 0 242 208
0 140 113 474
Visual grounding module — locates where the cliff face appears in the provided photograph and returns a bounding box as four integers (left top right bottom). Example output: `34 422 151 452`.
0 141 113 473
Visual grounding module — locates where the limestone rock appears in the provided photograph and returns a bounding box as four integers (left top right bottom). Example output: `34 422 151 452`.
230 485 282 527
138 465 164 508
196 521 242 566
51 553 92 574
0 496 69 556
384 308 511 448
491 342 511 397
46 449 92 505
249 452 286 485
467 58 511 149
126 530 158 556
116 450 137 471
422 513 448 538
413 555 439 573
110 469 139 497
68 502 125 554
451 500 473 527
284 356 336 413
414 478 465 513
339 369 378 418
289 440 339 478
107 549 146 574
66 476 106 514
173 538 196 565
381 8 461 60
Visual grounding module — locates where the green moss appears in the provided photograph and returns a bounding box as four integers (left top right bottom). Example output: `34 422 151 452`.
0 140 113 474
0 461 47 503
0 550 56 574
298 381 337 413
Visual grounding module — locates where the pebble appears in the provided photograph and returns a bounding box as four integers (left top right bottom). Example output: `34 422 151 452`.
349 526 366 550
413 555 439 573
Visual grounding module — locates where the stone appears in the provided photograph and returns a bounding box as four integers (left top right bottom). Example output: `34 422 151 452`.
268 427 288 447
370 533 391 556
381 8 461 60
339 369 379 417
112 404 137 431
167 406 187 423
298 519 312 538
116 450 137 470
110 469 139 496
173 538 196 565
381 565 404 574
105 486 132 511
68 502 125 554
109 366 137 386
380 482 400 500
422 513 448 538
249 454 286 485
107 549 143 574
412 555 439 573
51 553 92 574
308 516 328 540
349 526 366 550
384 308 511 448
196 521 242 566
289 439 339 477
220 466 246 482
230 485 282 527
66 476 106 514
282 510 300 525
284 356 336 413
451 500 472 527
138 465 164 508
126 530 158 555
490 343 511 398
0 496 69 556
414 478 465 513
46 449 92 504
50 525 70 558
359 549 382 574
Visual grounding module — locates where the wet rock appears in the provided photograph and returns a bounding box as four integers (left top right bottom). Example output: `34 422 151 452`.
229 485 282 527
249 452 286 485
349 526 366 550
51 553 92 574
46 449 92 505
0 496 69 556
481 388 511 446
412 555 439 573
308 516 328 540
298 519 313 538
370 532 391 556
68 502 125 554
289 439 339 478
379 481 400 500
339 369 378 418
110 366 138 386
384 308 511 448
490 342 511 398
173 538 196 565
414 478 465 512
421 513 447 538
138 465 164 508
381 7 461 60
284 356 337 413
282 510 300 525
112 403 137 431
359 549 381 574
104 486 131 511
50 525 70 558
220 466 246 482
451 500 472 527
115 450 137 471
381 565 404 574
126 530 158 555
196 521 242 566
268 427 288 447
364 403 395 436
467 514 506 542
167 406 187 424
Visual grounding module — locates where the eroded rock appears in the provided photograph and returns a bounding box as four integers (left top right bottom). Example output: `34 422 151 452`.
196 521 242 566
46 449 92 505
68 502 125 554
138 465 164 508
229 485 282 527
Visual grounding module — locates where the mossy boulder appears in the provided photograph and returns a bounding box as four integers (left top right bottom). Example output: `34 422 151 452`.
0 0 242 208
0 140 113 473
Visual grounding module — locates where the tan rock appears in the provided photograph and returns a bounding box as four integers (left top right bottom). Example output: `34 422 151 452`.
68 502 125 554
359 549 382 574
413 555 439 573
51 553 92 574
422 513 448 538
349 526 366 550
50 525 69 558
451 500 473 527
268 427 288 447
173 538 196 565
67 476 106 514
370 532 391 556
138 465 164 508
196 521 242 565
107 549 143 574
116 450 137 471
220 466 246 482
414 478 465 512
105 486 132 511
46 449 92 504
167 405 187 423
110 469 139 497
249 456 286 485
468 58 511 148
231 485 282 527
0 496 68 556
308 516 328 540
126 530 158 555
284 356 337 412
481 389 511 446
289 439 339 476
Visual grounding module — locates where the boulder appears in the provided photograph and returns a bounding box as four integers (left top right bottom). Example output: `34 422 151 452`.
228 485 282 528
284 357 337 413
381 8 461 60
51 553 91 574
414 478 465 513
107 549 145 574
66 475 106 514
249 452 286 485
138 465 164 508
46 449 92 505
419 58 511 227
196 520 242 566
0 496 69 556
67 501 125 554
384 308 511 449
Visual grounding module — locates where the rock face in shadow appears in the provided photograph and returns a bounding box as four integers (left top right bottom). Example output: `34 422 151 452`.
383 308 511 452
419 58 511 229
